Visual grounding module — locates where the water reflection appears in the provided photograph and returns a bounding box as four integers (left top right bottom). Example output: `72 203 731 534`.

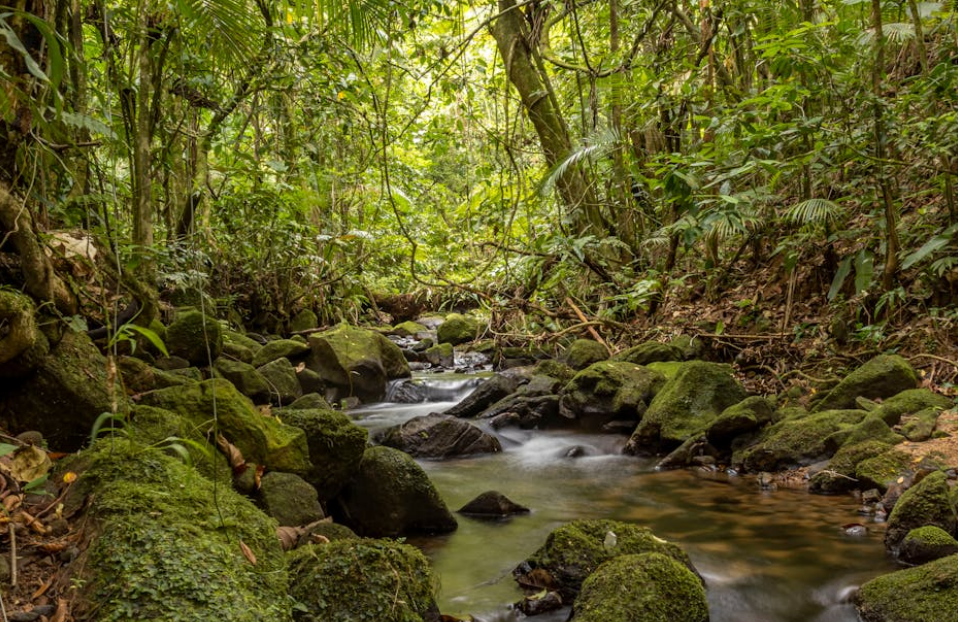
350 385 896 622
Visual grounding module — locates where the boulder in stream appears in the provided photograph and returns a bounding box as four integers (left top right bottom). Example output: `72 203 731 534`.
378 413 502 458
306 323 410 402
813 355 918 412
899 526 958 565
738 409 867 472
458 491 530 518
884 470 957 553
437 313 481 345
288 538 441 622
333 445 458 537
570 552 709 622
444 373 521 418
560 361 666 431
855 553 958 622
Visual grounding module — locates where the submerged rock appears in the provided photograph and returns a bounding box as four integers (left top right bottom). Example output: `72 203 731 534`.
571 553 709 622
514 518 701 601
855 553 958 622
458 491 530 518
814 355 918 412
626 362 746 454
306 324 410 402
560 361 666 431
334 446 457 537
884 471 957 553
288 539 441 622
378 413 501 458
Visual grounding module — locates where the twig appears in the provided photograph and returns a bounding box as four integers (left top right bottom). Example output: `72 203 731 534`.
9 524 16 587
694 331 790 341
0 582 7 622
909 353 958 370
565 297 611 354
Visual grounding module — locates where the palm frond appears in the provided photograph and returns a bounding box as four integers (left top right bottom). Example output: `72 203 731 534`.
782 198 842 226
175 0 262 61
538 127 619 197
315 0 394 46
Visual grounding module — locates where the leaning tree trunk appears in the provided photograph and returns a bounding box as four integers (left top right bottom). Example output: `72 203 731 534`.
490 0 606 235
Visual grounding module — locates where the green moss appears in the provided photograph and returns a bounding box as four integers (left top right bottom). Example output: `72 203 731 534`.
855 448 913 492
141 379 310 474
814 355 918 412
521 519 698 601
252 339 310 368
559 362 665 431
885 471 957 550
572 553 708 622
436 313 480 345
224 330 263 353
533 359 576 383
128 405 231 481
900 407 944 442
904 525 958 548
872 389 954 426
827 414 904 451
214 358 270 403
424 342 454 366
288 539 438 622
166 310 223 365
307 324 410 402
628 361 747 452
740 409 866 472
289 309 318 334
855 554 958 622
645 361 685 380
706 396 774 446
257 357 303 405
563 339 609 370
75 439 291 622
392 321 428 337
612 342 684 366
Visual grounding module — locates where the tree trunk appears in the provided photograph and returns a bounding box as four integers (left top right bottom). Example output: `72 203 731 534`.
490 0 606 235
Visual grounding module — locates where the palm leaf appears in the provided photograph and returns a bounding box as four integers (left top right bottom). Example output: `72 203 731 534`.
315 0 394 46
538 128 619 197
782 198 842 226
174 0 261 61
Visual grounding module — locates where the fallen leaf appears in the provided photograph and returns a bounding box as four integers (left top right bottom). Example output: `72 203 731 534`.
254 464 264 490
1 445 52 483
276 526 299 551
239 540 257 565
50 598 69 622
215 435 246 472
295 362 306 373
31 576 53 599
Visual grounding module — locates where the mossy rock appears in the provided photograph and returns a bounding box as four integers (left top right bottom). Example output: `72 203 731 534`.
814 355 918 412
855 553 958 622
563 339 609 370
252 339 310 368
392 321 429 337
0 289 46 378
333 446 457 538
871 389 954 426
645 361 685 380
571 553 709 622
0 329 128 450
884 471 957 552
128 405 231 481
706 396 775 448
740 409 866 472
286 393 332 410
825 414 904 452
307 324 411 402
289 309 318 334
900 526 958 565
257 357 304 406
809 440 893 495
612 342 685 366
258 472 324 527
626 361 747 454
900 407 945 442
71 439 291 622
518 519 700 601
224 330 263 353
560 362 666 431
436 313 480 345
214 358 270 404
275 408 367 501
141 379 309 474
856 448 913 492
118 355 158 394
288 539 440 622
533 359 576 383
424 342 454 367
166 309 223 366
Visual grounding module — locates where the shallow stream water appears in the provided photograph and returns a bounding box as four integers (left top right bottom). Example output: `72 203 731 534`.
351 375 899 622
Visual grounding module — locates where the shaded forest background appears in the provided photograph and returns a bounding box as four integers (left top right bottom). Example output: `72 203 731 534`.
3 0 958 381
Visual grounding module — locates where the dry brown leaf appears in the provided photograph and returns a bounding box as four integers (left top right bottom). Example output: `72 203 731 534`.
295 362 306 373
239 540 257 565
31 576 53 599
276 526 299 551
254 464 264 490
215 434 246 472
49 597 70 622
259 404 273 417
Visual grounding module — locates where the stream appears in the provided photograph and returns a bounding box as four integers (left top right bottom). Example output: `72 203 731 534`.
350 374 900 622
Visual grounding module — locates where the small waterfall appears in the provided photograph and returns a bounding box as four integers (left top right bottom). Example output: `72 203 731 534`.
385 375 488 404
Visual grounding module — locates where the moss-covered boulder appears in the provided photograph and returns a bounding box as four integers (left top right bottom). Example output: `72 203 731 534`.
288 539 440 622
257 357 304 406
855 447 914 492
884 471 957 552
0 289 46 378
899 408 943 442
141 379 309 474
423 342 454 367
274 408 367 501
392 321 429 337
855 553 958 622
626 362 747 454
307 324 411 402
571 553 709 622
224 330 263 353
287 393 333 410
563 339 609 370
378 413 501 458
0 329 128 450
612 342 685 366
825 414 905 451
258 471 324 526
560 362 666 431
515 519 700 601
814 355 918 412
128 405 231 481
740 409 866 472
118 355 158 394
706 396 775 448
436 313 480 345
333 446 457 537
252 339 310 368
900 526 958 565
69 439 291 622
214 358 271 404
289 308 318 334
166 309 223 365
871 389 954 426
809 440 893 494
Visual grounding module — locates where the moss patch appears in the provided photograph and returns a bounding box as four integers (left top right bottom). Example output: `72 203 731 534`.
307 324 410 402
72 439 291 622
809 440 892 494
252 339 310 368
571 553 708 622
871 389 954 426
166 309 223 365
559 361 665 431
885 471 957 551
288 539 438 622
563 339 609 370
855 553 958 622
612 342 684 366
855 447 914 492
436 313 480 345
740 409 866 472
900 526 958 565
814 355 918 412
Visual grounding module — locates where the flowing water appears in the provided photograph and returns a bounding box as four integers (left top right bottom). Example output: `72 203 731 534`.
351 375 899 622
